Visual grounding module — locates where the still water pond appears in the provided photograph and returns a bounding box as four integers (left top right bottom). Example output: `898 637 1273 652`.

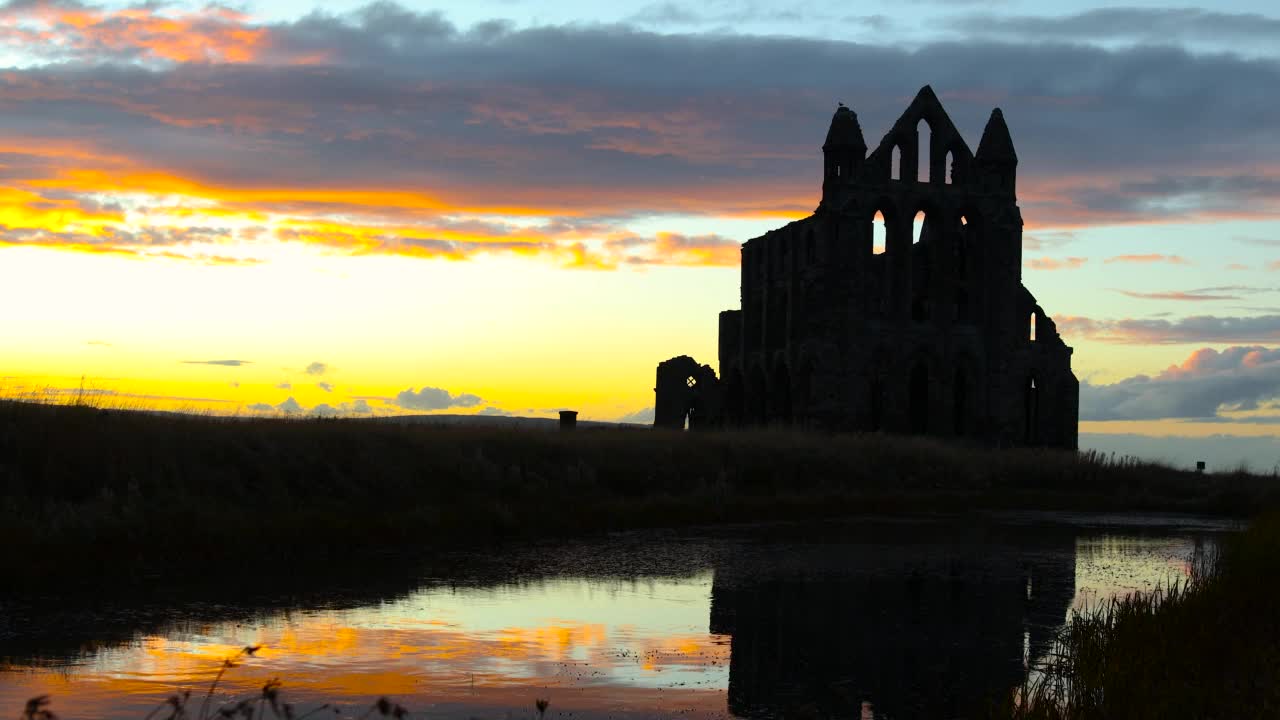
1 513 1236 719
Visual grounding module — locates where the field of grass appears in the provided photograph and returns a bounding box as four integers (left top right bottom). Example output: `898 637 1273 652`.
2 398 1277 587
999 512 1280 719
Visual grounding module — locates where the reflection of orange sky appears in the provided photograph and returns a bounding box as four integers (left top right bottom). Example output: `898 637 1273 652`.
3 671 728 720
0 606 732 719
0 536 1224 718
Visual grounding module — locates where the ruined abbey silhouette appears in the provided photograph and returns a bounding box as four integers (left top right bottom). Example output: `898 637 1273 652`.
656 86 1079 448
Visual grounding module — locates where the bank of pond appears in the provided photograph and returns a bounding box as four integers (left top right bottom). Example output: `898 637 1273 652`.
1003 511 1280 719
1 399 1277 586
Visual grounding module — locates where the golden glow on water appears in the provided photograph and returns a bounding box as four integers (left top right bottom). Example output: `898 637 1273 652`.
2 576 733 718
0 528 1222 719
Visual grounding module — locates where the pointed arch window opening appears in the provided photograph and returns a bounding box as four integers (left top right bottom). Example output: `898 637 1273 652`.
913 210 925 246
944 150 955 185
1030 312 1038 342
891 146 902 181
873 210 887 256
917 119 931 184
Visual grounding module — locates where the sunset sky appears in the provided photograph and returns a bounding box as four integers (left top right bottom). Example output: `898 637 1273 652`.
0 0 1277 467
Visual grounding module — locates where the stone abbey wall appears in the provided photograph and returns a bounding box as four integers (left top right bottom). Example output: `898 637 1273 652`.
655 86 1078 449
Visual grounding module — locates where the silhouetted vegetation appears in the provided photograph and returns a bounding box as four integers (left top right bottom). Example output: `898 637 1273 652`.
20 646 409 720
998 513 1280 719
1 399 1275 586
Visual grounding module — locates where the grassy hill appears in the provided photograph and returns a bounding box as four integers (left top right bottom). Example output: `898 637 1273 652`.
1 399 1275 587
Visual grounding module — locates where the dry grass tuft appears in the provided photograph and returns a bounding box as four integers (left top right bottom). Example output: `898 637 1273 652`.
29 649 407 720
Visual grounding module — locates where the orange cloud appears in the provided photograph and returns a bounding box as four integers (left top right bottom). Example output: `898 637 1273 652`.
25 162 811 222
0 186 121 232
0 2 271 64
1025 256 1088 270
0 2 1277 241
0 136 761 268
641 232 740 267
1117 290 1241 301
1104 254 1190 265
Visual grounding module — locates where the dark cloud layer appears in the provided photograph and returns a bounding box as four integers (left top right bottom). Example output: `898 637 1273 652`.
1081 346 1280 421
951 8 1280 44
0 0 1275 254
1059 315 1280 345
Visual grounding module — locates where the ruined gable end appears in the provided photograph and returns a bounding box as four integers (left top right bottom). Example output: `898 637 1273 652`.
656 87 1078 450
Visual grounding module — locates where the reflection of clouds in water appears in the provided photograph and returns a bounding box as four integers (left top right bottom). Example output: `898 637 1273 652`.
1071 535 1217 614
1021 534 1219 708
0 526 1229 719
0 576 731 719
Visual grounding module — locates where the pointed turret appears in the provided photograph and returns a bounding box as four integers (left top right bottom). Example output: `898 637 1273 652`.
976 108 1017 165
975 108 1018 195
823 103 866 156
821 103 866 207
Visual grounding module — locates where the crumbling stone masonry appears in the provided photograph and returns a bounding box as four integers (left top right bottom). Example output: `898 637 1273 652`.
654 356 722 430
654 86 1079 448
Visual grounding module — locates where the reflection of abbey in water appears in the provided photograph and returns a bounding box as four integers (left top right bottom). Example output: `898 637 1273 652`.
655 87 1078 448
709 529 1077 719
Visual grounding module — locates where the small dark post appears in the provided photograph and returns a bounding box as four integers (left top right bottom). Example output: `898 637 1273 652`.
559 410 578 431
1196 461 1206 473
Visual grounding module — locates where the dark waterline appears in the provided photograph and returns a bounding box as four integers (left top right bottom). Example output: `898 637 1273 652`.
0 513 1239 719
